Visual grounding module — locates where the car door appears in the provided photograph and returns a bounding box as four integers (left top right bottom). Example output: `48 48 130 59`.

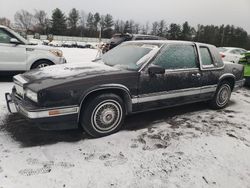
197 45 222 99
0 28 27 71
135 43 202 111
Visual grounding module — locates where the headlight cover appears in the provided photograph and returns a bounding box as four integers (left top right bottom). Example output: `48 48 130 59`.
49 49 63 57
25 89 38 103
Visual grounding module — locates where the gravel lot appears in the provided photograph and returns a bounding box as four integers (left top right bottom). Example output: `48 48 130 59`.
0 48 250 188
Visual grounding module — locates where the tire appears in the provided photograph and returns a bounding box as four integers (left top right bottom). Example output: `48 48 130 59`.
31 60 53 69
209 81 232 109
80 94 125 138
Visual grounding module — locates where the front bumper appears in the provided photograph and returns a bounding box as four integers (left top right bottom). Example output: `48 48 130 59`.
5 92 79 130
56 57 67 64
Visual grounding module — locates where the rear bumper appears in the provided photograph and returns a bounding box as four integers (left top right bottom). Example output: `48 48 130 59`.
5 92 79 130
234 79 245 91
244 77 250 85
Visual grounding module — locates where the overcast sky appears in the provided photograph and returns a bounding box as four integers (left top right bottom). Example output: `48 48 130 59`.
0 0 250 32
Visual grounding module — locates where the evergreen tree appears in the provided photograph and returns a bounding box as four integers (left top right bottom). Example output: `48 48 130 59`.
181 21 192 40
103 14 114 28
123 21 130 33
51 8 67 35
93 13 101 31
86 13 94 30
167 23 182 40
157 20 166 37
102 14 114 38
68 8 79 36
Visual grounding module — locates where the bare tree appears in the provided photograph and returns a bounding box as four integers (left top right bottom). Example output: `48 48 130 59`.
34 10 49 34
141 21 149 34
0 17 11 27
14 10 34 33
134 23 140 34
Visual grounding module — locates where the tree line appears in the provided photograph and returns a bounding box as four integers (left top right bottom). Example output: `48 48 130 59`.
0 8 250 49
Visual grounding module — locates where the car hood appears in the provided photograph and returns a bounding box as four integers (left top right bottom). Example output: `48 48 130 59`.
21 62 122 91
26 44 56 51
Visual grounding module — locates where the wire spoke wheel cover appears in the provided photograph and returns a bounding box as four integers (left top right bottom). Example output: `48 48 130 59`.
91 100 123 133
216 84 231 107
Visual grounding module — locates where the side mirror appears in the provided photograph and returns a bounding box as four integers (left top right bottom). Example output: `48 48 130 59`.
148 65 165 75
10 38 21 45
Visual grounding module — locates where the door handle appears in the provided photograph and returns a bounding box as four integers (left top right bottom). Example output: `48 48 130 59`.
192 73 201 78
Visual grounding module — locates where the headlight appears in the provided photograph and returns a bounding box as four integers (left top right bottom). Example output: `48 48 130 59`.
25 89 38 103
49 49 63 57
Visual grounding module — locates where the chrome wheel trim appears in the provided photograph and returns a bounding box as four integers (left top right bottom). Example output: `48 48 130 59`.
37 63 50 68
216 84 231 107
91 100 123 133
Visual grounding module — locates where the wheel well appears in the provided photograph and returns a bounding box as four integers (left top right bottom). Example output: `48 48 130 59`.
30 59 54 69
79 88 132 119
220 77 235 91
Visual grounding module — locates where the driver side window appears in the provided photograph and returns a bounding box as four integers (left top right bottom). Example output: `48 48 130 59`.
153 44 198 70
0 29 12 44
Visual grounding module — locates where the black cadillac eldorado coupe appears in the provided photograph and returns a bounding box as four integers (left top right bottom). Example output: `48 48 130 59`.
6 41 245 137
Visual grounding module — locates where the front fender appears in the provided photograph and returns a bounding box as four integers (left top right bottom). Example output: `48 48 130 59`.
78 84 133 121
26 49 62 70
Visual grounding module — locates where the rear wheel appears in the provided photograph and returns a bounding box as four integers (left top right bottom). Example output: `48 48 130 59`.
80 94 125 137
31 60 53 69
209 82 232 109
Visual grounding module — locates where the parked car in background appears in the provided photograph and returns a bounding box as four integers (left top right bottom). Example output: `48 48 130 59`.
28 38 43 45
218 47 247 63
239 51 250 85
76 41 87 48
6 40 244 138
48 40 63 47
0 25 66 73
102 33 166 53
62 41 77 48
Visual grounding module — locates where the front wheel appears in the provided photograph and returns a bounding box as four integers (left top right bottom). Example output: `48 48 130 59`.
31 60 53 69
80 94 125 138
209 82 232 109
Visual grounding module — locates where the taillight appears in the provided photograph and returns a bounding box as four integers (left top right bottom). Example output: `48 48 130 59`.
220 53 225 58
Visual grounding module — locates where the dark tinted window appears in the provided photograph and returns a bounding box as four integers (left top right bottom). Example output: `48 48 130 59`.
0 29 12 44
153 44 197 69
200 47 213 66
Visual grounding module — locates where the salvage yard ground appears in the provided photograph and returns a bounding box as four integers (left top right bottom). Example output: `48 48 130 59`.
0 48 250 188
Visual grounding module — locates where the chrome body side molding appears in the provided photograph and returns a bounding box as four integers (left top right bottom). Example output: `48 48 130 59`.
132 85 217 104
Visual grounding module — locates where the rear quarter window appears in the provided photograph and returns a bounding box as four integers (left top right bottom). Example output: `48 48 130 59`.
199 46 214 67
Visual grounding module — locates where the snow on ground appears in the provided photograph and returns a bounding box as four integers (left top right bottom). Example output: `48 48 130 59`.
59 48 99 63
0 48 250 188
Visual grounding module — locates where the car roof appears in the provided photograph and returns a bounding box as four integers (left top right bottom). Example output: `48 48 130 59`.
126 40 213 47
132 34 160 37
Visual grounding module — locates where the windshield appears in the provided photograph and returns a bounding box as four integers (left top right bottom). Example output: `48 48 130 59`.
6 27 28 44
100 43 161 70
